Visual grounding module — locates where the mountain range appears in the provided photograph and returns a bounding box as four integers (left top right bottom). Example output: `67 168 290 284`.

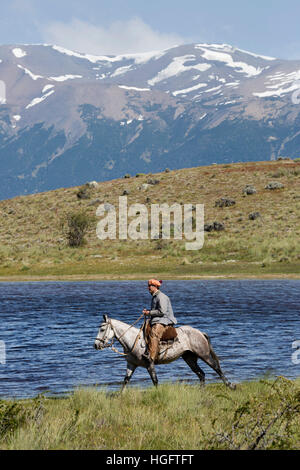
1 42 300 199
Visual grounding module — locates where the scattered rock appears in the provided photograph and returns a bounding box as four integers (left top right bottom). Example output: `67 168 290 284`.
77 186 91 199
265 182 285 190
243 185 257 195
165 168 170 173
277 156 292 161
139 184 150 191
147 178 160 185
86 181 99 189
249 212 261 220
122 189 130 196
204 222 225 232
215 198 236 208
124 174 131 179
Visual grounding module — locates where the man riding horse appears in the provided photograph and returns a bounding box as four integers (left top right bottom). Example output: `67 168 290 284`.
142 279 177 364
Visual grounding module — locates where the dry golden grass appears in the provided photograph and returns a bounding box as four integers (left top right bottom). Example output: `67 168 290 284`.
0 160 299 279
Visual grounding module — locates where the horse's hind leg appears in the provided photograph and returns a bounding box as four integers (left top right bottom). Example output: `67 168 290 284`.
121 362 137 393
182 351 205 386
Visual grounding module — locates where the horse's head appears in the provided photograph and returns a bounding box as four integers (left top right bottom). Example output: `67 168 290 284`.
94 315 115 350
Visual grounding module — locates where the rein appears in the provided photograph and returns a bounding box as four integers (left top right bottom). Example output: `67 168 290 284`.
97 314 146 356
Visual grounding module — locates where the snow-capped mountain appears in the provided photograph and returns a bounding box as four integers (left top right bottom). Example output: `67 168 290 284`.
0 43 300 199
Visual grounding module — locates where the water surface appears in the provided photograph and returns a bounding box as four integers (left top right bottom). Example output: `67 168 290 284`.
0 280 299 398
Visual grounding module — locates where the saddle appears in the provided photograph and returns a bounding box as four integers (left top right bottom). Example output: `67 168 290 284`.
143 320 178 345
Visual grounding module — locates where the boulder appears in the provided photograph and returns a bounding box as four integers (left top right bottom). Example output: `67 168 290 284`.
243 185 257 195
265 182 285 190
215 198 236 208
77 187 91 199
147 178 160 185
86 181 99 189
249 212 261 220
204 222 225 232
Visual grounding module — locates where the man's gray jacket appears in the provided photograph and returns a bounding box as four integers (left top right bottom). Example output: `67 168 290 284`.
149 290 177 326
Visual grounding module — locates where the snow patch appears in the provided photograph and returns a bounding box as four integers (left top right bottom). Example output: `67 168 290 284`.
119 85 150 91
195 43 276 61
253 82 300 98
254 69 300 97
148 55 211 86
236 48 276 61
52 45 165 65
42 84 55 93
172 82 207 96
12 48 27 58
111 65 133 77
196 47 264 77
26 90 55 109
17 65 43 80
204 85 223 93
49 74 82 82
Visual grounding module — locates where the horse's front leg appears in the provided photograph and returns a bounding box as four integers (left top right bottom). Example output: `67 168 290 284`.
121 362 137 393
147 362 158 387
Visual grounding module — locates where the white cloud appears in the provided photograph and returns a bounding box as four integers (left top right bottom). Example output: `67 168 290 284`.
41 17 185 55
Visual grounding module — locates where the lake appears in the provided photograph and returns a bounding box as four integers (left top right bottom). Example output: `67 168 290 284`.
0 280 299 398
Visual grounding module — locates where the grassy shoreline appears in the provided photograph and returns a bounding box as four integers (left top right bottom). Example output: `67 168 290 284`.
0 260 299 282
0 272 300 282
1 377 299 450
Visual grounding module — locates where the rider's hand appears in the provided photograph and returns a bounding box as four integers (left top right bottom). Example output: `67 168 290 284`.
143 309 150 316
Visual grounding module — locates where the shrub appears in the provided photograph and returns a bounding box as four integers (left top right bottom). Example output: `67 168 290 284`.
60 211 95 247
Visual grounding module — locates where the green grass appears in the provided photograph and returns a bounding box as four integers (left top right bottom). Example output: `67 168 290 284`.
1 377 299 450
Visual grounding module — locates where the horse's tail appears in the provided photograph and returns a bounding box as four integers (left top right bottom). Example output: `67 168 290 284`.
202 332 221 368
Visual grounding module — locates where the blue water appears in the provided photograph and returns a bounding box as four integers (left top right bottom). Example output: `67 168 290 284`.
0 280 299 398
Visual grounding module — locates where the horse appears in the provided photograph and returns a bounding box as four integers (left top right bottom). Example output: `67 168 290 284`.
94 315 236 392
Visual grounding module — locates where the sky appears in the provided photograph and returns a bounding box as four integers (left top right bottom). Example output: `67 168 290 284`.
1 0 300 59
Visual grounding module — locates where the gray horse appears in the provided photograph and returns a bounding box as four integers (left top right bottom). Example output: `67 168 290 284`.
94 315 235 391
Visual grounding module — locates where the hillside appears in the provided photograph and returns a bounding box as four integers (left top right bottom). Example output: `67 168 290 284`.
1 43 300 199
0 159 299 280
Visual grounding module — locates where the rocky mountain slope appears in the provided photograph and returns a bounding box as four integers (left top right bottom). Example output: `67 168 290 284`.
1 42 300 199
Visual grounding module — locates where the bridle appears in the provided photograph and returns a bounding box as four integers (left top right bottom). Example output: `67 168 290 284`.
95 314 145 356
95 319 116 350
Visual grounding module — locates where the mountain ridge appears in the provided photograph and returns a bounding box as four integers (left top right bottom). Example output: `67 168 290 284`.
1 42 300 199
